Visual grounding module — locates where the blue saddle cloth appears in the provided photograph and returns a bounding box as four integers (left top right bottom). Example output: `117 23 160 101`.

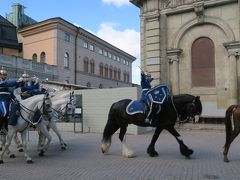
146 84 170 104
126 100 145 115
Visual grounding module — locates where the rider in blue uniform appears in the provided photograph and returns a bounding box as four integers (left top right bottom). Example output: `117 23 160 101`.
0 67 20 132
20 72 47 100
140 70 154 123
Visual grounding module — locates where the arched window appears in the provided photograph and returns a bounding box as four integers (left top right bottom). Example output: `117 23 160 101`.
113 67 117 80
90 59 95 74
99 63 103 76
32 53 37 62
104 64 108 78
83 57 89 73
123 71 127 82
117 69 121 81
109 66 113 79
64 52 69 68
127 73 130 83
40 52 46 63
192 37 215 87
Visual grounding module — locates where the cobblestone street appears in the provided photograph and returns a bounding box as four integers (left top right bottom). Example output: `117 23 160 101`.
1 128 240 180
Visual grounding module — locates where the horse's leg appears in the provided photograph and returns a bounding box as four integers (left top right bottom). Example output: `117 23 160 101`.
119 126 135 158
49 120 66 150
13 133 23 152
147 127 163 157
0 127 16 164
223 127 240 162
20 130 33 163
101 122 119 154
0 132 6 151
37 121 52 157
166 126 193 158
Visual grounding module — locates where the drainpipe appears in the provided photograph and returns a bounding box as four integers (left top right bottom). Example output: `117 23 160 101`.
74 27 80 84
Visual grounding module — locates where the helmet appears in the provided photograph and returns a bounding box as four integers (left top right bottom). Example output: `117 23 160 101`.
0 67 7 75
22 71 29 78
146 73 151 78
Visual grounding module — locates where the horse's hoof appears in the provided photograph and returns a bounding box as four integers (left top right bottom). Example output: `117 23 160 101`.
18 148 24 152
39 150 45 157
0 160 3 164
147 147 159 157
10 154 16 158
26 160 33 164
61 146 66 150
64 143 67 147
224 158 230 163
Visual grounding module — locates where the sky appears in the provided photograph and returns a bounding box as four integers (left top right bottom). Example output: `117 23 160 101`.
0 0 141 84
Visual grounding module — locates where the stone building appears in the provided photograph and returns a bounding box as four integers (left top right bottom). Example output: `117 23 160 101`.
6 3 136 89
0 15 20 56
131 0 240 117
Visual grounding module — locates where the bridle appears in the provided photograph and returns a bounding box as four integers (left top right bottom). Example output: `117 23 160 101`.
19 94 52 126
172 96 200 124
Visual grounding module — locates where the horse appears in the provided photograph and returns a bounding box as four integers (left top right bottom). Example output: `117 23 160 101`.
101 94 202 158
37 91 75 150
0 93 52 164
223 105 240 162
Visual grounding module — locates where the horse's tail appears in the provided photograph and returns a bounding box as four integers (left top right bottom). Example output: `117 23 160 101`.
101 102 119 154
224 105 238 147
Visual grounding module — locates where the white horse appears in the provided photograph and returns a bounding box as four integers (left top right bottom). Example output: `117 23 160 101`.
38 91 75 150
0 93 52 164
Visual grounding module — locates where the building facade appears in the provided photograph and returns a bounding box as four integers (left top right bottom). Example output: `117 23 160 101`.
0 15 20 56
131 0 240 117
6 4 136 89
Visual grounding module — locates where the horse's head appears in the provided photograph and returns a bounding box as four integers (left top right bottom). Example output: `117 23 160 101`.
62 91 75 121
40 93 52 116
178 95 202 123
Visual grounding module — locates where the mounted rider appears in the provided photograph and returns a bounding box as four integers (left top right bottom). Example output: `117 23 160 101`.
8 72 48 126
0 67 21 132
140 70 154 123
20 72 47 100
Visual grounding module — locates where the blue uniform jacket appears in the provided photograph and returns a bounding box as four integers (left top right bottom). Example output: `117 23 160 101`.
0 80 19 116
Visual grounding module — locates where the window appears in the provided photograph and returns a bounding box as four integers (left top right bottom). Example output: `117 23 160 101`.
103 50 107 57
32 53 37 62
90 59 95 74
122 59 126 65
118 69 121 81
83 42 88 48
124 71 127 82
64 52 69 68
127 73 129 83
113 67 117 79
126 61 129 66
40 52 46 63
192 37 215 87
89 44 94 51
99 48 103 55
113 55 116 60
83 58 89 73
99 63 103 76
117 56 120 62
109 66 113 79
104 64 108 78
108 53 112 59
64 33 70 42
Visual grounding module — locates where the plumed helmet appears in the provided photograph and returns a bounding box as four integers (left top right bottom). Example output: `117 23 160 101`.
22 71 29 78
0 67 7 75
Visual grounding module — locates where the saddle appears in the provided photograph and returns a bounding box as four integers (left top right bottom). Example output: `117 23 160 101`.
126 84 170 115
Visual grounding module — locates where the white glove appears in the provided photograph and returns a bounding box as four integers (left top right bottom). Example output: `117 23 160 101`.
17 77 24 82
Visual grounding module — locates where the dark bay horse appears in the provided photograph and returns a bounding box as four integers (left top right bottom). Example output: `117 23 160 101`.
101 94 202 158
223 105 240 162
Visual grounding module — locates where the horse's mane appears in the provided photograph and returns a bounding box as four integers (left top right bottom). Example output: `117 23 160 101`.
50 91 72 100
